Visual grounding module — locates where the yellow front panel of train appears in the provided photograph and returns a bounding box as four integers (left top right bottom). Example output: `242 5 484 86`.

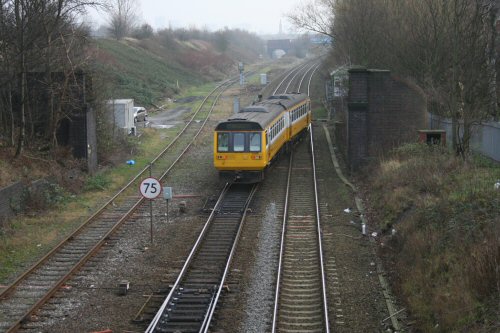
214 132 267 171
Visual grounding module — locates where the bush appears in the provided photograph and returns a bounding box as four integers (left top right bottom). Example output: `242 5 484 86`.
24 182 67 211
84 174 111 191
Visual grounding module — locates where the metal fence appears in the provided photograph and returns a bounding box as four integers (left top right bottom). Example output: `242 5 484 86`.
429 114 500 162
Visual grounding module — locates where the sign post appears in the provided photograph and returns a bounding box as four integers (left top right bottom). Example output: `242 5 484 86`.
140 175 162 243
163 187 173 224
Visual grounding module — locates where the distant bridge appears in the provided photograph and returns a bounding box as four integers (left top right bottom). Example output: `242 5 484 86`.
267 39 292 57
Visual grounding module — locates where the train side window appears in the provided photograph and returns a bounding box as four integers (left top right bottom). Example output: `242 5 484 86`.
233 133 245 152
249 133 261 152
218 133 229 152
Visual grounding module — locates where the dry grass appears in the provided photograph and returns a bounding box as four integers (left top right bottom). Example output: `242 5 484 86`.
366 143 500 332
0 127 176 282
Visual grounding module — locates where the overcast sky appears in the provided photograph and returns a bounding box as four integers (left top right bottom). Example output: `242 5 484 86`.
89 0 304 35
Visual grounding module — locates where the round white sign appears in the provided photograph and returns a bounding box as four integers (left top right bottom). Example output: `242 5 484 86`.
139 177 162 199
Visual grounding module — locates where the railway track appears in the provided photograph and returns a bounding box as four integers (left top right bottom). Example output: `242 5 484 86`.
204 59 323 332
0 77 238 333
272 127 330 333
145 183 257 333
141 59 324 333
269 60 319 96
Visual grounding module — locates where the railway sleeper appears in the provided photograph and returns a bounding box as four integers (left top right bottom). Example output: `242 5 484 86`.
155 323 201 333
280 291 322 300
279 321 324 328
278 327 324 333
278 297 323 307
170 297 211 305
166 313 206 321
182 282 221 289
281 283 320 291
279 313 324 322
169 303 208 311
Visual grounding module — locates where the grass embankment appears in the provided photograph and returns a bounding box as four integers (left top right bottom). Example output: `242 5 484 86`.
366 144 499 332
0 89 215 283
93 38 205 106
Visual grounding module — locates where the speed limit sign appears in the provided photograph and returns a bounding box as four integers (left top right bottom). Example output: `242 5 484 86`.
140 177 162 199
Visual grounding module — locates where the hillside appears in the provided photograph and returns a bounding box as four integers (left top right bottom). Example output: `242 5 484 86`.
92 38 205 106
91 29 265 106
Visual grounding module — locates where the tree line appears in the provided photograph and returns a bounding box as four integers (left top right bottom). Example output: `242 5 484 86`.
0 0 103 157
291 0 499 156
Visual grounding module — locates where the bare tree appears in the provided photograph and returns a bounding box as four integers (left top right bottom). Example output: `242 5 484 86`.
288 0 335 38
106 0 139 40
0 0 102 156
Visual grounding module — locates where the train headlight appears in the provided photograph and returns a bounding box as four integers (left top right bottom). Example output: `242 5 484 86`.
217 155 227 160
251 154 262 160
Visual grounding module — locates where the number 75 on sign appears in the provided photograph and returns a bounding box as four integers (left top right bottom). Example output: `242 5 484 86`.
139 177 162 199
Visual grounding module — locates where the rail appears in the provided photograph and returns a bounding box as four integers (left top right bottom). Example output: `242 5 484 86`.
145 183 258 333
271 125 330 332
0 77 237 333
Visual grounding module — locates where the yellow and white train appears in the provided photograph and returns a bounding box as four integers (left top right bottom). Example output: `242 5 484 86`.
214 93 311 183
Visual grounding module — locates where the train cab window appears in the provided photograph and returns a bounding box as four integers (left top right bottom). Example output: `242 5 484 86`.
234 133 245 151
218 133 229 152
249 133 261 152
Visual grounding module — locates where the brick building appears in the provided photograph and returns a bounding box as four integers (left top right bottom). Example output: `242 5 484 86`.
340 68 426 171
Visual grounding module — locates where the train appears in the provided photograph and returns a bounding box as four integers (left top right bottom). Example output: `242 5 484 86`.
214 92 311 183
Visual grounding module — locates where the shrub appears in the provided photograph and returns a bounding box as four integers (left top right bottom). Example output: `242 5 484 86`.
84 174 111 192
24 182 67 211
